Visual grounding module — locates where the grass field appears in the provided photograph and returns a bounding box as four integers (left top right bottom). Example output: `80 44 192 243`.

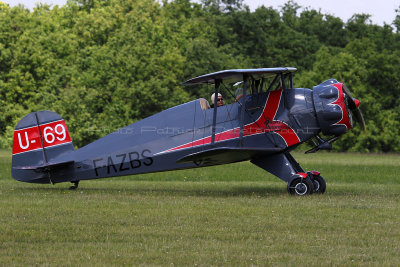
1 150 399 266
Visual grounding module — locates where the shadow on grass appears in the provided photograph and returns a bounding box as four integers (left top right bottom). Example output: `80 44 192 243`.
14 183 287 197
13 183 400 198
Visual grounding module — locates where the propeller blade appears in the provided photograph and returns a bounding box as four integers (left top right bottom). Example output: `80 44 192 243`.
353 107 366 133
342 83 366 134
342 83 356 108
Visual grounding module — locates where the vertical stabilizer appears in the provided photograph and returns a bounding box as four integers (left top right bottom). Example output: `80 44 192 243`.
12 111 74 184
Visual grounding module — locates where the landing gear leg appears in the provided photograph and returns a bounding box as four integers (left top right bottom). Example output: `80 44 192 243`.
69 181 80 190
251 152 325 196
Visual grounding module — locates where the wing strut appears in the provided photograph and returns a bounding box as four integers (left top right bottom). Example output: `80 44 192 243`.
280 73 286 89
239 75 248 146
211 79 221 145
281 73 289 106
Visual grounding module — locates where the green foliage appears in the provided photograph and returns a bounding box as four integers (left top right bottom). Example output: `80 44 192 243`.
0 0 400 151
395 5 400 33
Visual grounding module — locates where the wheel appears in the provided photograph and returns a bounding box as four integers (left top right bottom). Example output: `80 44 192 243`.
311 175 326 194
69 181 79 190
287 177 314 196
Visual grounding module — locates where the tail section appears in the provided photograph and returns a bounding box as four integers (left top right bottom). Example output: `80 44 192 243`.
12 111 75 184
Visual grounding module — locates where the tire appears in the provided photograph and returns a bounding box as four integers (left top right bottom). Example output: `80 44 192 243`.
287 177 314 196
312 175 326 194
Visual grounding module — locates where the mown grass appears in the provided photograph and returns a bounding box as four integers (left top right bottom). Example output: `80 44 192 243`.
0 150 399 266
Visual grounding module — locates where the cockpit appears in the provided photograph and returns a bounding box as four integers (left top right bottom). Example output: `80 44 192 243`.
183 68 297 146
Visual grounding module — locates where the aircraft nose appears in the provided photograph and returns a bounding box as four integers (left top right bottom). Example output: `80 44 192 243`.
354 99 361 108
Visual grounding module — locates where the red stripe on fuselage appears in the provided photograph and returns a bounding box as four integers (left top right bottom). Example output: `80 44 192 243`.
162 90 300 153
243 89 300 146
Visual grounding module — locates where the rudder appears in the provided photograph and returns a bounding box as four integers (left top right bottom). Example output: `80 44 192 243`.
12 111 74 184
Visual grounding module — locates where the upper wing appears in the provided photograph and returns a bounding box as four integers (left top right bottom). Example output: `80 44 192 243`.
183 67 297 85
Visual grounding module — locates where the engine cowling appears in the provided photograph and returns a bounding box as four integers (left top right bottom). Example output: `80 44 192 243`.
312 79 353 136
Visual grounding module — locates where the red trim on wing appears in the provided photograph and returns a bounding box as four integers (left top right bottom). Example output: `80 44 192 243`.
162 89 300 153
332 83 352 130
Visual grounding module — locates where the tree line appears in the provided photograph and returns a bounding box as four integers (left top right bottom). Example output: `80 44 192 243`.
1 0 400 152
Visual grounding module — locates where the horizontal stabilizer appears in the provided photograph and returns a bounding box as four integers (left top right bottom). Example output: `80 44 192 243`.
13 160 74 171
177 147 283 166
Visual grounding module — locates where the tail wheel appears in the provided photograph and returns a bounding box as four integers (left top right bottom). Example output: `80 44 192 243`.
311 175 326 194
287 177 314 196
69 181 80 190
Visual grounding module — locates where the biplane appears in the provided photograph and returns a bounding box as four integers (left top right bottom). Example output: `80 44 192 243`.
11 67 365 195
